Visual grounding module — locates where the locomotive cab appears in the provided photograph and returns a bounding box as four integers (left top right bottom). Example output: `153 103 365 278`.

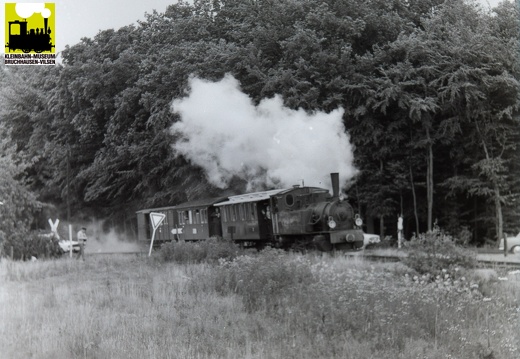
271 186 330 235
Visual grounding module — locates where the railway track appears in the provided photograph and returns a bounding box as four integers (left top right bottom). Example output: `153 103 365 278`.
349 251 520 270
475 258 520 270
85 251 147 256
84 248 520 270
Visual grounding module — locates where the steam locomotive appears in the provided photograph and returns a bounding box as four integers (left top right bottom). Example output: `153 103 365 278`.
6 18 54 53
137 173 365 251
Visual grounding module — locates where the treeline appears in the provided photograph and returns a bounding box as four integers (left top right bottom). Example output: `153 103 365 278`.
0 0 518 243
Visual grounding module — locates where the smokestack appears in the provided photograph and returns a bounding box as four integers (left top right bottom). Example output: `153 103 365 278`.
331 173 339 198
44 18 48 34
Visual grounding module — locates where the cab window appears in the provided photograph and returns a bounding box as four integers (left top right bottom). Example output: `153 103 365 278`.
285 194 294 207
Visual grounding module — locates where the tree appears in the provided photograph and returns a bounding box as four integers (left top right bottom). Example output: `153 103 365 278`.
0 147 40 255
435 0 520 242
346 0 519 241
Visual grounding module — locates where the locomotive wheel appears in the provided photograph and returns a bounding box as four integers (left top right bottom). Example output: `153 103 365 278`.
35 49 43 53
277 236 292 249
22 49 31 53
313 235 333 252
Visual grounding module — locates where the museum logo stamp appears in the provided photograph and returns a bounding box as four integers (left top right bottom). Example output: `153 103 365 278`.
4 3 56 65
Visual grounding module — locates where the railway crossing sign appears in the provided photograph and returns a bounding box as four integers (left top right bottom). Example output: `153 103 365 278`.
148 212 166 256
48 218 59 236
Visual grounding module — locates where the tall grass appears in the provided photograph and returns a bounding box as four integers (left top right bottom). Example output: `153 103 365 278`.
1 249 518 358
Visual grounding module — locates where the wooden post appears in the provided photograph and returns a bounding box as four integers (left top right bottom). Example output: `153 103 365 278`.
503 234 507 257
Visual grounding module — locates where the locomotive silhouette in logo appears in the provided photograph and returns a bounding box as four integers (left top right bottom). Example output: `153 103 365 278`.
6 17 54 53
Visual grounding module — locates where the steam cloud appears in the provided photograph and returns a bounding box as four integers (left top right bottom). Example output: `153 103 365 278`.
82 220 144 254
16 3 52 19
170 75 357 191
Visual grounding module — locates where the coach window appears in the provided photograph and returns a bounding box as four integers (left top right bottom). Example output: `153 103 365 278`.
237 204 242 221
195 209 201 224
201 209 207 223
231 205 237 222
239 204 245 220
245 203 250 220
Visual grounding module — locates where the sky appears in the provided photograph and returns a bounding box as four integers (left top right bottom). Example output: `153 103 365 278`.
1 0 510 56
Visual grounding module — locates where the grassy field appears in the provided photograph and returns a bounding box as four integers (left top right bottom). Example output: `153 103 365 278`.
1 248 519 359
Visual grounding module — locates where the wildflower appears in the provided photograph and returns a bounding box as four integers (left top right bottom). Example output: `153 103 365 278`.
483 297 492 302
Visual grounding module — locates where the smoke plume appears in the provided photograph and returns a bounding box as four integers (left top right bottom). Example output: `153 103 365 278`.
82 220 144 254
170 75 357 191
16 3 52 18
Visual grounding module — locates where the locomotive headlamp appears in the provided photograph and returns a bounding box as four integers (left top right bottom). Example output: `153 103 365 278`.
338 193 345 202
355 214 363 227
328 216 337 229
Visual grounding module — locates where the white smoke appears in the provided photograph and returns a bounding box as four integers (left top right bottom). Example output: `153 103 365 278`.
15 3 52 19
170 75 357 191
82 220 144 254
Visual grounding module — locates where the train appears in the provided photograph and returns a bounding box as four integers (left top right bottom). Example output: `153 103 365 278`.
136 173 365 251
6 18 54 53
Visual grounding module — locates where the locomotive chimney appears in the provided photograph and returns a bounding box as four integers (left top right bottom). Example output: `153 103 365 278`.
331 173 339 199
44 18 48 34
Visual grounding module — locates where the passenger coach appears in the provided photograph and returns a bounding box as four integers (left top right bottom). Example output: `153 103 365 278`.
175 197 227 241
136 206 178 245
215 189 285 247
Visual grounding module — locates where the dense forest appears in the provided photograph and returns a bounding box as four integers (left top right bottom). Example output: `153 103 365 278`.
0 0 519 245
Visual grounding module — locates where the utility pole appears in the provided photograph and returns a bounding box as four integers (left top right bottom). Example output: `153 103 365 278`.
67 146 72 258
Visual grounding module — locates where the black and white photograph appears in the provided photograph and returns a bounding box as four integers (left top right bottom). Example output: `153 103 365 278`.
1 0 519 358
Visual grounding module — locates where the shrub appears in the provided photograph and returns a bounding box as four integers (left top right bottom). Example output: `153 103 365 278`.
1 230 63 260
403 229 477 278
158 237 240 264
212 248 315 312
455 226 472 246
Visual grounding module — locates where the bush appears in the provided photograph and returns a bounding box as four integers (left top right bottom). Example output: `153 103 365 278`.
158 237 240 264
1 231 63 260
212 248 315 312
403 229 477 278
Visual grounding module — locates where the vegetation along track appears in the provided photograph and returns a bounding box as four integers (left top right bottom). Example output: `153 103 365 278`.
85 248 520 270
353 251 520 270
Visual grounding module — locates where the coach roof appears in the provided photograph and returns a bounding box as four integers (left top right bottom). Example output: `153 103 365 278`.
175 196 228 210
215 189 286 206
